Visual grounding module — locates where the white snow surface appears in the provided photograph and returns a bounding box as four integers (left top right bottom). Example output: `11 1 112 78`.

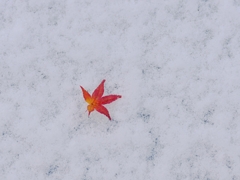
1 0 240 179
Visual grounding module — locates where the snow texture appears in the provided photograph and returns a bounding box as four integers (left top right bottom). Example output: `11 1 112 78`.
1 0 240 179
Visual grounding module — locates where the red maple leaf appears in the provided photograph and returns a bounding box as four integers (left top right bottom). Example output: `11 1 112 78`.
80 79 121 120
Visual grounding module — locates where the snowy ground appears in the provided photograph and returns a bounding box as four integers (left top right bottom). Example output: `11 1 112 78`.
1 0 240 179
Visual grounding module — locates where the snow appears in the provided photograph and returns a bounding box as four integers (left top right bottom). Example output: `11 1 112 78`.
1 0 240 179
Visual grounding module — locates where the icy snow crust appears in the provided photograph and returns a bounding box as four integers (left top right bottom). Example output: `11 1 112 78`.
0 0 240 179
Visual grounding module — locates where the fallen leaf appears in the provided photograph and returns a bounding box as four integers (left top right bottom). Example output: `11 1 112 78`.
80 80 121 120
